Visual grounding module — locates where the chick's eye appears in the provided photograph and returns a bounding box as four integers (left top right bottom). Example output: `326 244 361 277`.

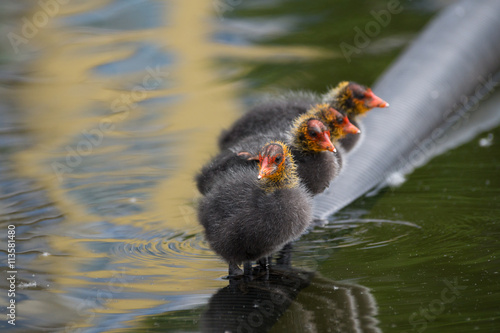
274 155 282 163
308 130 317 138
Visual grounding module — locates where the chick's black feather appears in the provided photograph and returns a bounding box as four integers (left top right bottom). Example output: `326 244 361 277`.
197 163 312 269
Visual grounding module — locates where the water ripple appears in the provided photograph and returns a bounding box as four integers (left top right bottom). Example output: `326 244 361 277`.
326 218 422 229
111 231 215 266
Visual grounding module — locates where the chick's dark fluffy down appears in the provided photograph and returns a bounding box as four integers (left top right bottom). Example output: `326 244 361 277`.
197 164 312 264
218 92 319 149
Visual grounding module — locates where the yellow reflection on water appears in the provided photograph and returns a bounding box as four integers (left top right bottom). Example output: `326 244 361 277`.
8 0 330 327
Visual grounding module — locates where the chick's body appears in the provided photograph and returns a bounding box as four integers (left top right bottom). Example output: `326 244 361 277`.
197 143 312 275
199 164 311 265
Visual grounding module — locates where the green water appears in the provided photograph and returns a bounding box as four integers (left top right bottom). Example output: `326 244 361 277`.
0 0 498 332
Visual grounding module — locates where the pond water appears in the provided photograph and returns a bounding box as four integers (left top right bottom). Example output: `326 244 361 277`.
0 0 499 332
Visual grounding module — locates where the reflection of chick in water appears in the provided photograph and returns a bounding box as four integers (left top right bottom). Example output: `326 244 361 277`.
200 267 381 333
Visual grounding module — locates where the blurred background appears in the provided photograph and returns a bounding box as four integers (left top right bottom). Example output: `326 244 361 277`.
0 0 498 332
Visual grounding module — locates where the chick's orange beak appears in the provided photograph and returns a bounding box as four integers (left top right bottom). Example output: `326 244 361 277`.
342 117 361 135
366 89 389 108
319 132 336 153
258 156 276 180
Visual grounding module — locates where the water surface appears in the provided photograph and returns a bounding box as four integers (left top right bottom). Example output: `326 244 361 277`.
0 0 498 332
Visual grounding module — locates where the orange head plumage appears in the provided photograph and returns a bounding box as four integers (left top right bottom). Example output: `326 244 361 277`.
290 114 336 153
257 141 299 191
322 81 389 118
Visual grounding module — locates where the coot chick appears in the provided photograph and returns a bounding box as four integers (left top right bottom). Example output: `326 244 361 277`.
322 81 389 151
197 142 312 276
197 115 337 195
218 82 383 150
218 92 318 150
